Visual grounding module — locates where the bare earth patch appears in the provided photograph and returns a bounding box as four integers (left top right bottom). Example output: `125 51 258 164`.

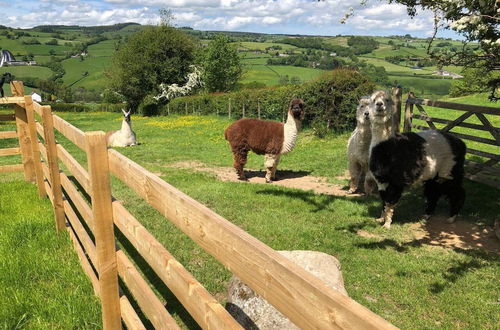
168 161 356 197
168 161 499 254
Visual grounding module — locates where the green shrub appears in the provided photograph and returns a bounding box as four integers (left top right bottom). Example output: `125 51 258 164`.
165 69 375 131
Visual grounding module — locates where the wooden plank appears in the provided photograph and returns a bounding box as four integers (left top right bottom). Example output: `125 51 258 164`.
10 81 24 97
412 114 498 132
392 87 402 133
108 150 395 330
0 131 18 139
25 95 46 197
44 180 54 205
411 124 430 131
41 161 51 186
39 142 47 162
404 92 415 132
86 131 122 330
63 198 96 264
448 131 498 146
116 250 180 330
112 201 240 330
60 169 94 235
0 96 25 104
0 164 24 173
53 115 86 151
415 104 437 130
408 98 500 115
475 113 500 144
14 82 36 183
465 158 499 175
32 101 43 117
440 111 473 132
57 143 90 193
41 105 66 232
0 147 20 156
120 295 146 330
67 225 100 296
0 114 16 121
36 122 44 138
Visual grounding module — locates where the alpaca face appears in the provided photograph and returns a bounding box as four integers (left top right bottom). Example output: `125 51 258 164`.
356 97 371 125
122 109 131 123
369 91 393 124
289 98 305 120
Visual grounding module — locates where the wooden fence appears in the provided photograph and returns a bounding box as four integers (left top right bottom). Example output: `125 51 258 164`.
2 80 396 329
401 92 499 189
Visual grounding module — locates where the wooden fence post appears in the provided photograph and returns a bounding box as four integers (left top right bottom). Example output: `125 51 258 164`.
185 102 188 115
392 86 402 133
242 103 245 118
167 104 170 115
11 81 36 182
86 131 122 330
257 99 261 119
25 96 46 197
41 105 65 231
228 98 232 119
404 92 415 133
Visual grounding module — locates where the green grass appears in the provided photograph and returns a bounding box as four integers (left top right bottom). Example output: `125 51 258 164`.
45 110 500 329
0 66 53 80
241 64 325 86
0 115 102 328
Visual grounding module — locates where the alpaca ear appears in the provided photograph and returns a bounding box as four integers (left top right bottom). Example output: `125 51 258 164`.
121 109 127 116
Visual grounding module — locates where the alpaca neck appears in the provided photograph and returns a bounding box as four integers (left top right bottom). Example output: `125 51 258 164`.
120 119 132 135
281 111 301 154
370 121 392 151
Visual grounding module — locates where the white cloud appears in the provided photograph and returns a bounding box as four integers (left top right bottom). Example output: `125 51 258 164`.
4 0 449 38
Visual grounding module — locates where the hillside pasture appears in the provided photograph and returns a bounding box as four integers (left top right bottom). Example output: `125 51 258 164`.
241 64 325 86
37 110 499 329
0 66 53 80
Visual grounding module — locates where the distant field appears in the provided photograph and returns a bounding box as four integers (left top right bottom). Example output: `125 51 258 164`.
389 75 453 97
238 41 298 51
0 66 52 79
61 41 114 89
241 64 325 86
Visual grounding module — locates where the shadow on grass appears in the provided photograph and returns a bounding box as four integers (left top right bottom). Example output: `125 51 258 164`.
243 169 311 181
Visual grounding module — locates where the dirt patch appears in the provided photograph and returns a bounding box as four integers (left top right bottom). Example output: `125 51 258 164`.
411 218 499 253
168 161 357 197
169 161 500 254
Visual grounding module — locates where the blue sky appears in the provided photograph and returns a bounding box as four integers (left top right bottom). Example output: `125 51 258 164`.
1 0 460 39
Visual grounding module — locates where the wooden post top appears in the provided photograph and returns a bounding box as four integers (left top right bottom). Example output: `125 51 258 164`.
10 81 25 97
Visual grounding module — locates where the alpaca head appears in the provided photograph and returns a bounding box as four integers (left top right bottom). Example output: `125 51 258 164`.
289 98 305 120
121 109 131 123
356 96 371 126
369 90 393 124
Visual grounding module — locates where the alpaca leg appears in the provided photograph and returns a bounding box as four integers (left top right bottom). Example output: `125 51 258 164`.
381 204 396 229
348 161 362 193
271 155 281 180
445 183 465 223
377 184 403 229
423 179 441 220
364 171 378 196
233 148 248 180
264 154 278 183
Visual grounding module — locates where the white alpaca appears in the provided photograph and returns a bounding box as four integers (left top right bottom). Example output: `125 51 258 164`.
347 97 372 193
365 90 394 195
107 109 138 147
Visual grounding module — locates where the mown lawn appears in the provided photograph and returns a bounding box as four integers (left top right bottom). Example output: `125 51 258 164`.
0 112 102 329
44 110 500 329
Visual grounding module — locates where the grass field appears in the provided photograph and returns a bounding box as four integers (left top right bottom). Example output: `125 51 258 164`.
0 66 53 80
0 114 101 328
17 108 494 329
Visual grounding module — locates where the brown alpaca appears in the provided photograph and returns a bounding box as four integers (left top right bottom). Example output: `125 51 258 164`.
224 99 305 183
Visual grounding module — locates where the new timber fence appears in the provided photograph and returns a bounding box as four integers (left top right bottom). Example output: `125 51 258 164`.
2 81 397 329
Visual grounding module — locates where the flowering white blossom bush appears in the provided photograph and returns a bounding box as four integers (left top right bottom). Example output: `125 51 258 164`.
155 65 204 101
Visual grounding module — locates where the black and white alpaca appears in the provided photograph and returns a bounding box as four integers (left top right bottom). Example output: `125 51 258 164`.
369 130 466 229
106 109 138 147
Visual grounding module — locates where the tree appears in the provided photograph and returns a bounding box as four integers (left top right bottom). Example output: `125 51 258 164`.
201 35 242 92
107 25 195 111
449 66 500 97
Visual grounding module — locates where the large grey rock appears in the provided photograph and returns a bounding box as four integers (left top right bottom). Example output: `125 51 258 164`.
226 250 347 330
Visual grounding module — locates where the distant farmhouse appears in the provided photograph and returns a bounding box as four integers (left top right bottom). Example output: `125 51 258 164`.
0 50 37 67
433 69 463 79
